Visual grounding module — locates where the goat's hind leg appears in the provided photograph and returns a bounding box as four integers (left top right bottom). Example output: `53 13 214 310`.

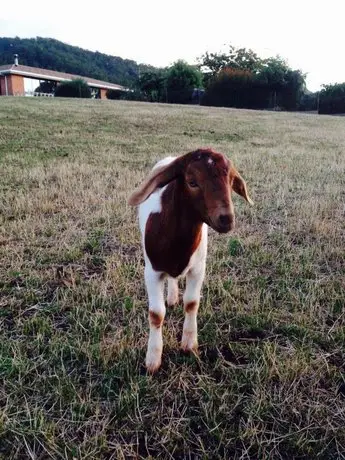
181 265 205 352
144 266 166 373
167 277 179 306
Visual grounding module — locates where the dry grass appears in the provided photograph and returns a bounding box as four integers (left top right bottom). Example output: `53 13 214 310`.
0 97 345 459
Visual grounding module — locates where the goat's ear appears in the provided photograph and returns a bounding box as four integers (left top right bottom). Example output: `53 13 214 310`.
230 166 254 205
128 159 182 206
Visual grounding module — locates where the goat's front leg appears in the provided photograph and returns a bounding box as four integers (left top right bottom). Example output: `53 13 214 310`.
144 265 166 373
181 265 205 352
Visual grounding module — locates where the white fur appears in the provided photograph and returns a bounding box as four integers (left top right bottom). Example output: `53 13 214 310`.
145 266 166 373
138 157 208 372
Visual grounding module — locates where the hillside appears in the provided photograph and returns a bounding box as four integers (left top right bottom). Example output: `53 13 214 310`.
0 36 142 86
1 98 345 458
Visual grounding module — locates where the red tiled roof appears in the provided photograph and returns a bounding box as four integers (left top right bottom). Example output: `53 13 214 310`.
0 64 126 91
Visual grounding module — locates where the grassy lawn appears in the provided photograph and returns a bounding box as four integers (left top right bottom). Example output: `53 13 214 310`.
0 97 345 459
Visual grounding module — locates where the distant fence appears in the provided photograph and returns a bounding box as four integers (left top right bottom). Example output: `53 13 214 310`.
23 91 54 97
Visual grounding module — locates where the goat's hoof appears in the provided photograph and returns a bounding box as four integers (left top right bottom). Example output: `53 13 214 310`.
181 332 198 353
145 355 162 374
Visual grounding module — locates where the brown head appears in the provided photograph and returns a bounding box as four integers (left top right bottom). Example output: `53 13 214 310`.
128 148 253 233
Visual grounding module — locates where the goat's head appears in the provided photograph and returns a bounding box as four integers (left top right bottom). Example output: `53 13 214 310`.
128 149 253 233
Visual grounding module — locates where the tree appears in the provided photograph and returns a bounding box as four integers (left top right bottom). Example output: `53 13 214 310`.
281 70 306 110
138 68 167 102
166 61 203 104
319 83 345 114
199 45 263 77
54 79 91 98
258 56 289 89
200 44 306 110
256 57 305 109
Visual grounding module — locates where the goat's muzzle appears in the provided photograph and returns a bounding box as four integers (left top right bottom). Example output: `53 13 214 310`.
209 213 235 233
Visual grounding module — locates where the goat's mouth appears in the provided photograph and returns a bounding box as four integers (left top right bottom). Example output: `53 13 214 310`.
207 215 235 234
214 223 233 234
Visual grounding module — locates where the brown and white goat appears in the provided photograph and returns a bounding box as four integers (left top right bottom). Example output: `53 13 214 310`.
128 149 253 372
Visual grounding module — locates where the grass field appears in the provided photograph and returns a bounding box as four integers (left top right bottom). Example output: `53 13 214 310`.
0 97 345 459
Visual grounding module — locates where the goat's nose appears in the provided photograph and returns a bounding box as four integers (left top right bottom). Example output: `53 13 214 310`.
219 214 231 227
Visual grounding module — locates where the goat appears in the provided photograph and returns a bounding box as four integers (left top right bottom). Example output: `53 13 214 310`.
128 148 253 372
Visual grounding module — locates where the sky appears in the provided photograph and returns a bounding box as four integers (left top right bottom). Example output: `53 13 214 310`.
1 0 344 91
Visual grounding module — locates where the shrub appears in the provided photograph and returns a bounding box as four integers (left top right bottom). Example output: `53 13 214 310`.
34 81 57 94
319 83 345 114
120 89 147 101
299 92 318 111
54 79 91 98
106 89 124 100
202 68 259 108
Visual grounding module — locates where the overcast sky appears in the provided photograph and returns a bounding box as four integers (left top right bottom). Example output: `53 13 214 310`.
1 0 344 91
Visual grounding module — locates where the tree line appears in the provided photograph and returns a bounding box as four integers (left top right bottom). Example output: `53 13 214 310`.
121 45 343 114
1 37 343 113
119 46 315 112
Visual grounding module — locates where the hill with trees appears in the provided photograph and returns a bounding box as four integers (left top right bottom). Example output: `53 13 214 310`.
0 36 141 86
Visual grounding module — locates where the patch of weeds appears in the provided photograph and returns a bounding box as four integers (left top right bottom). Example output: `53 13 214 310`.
276 323 309 341
86 254 106 275
231 313 271 338
333 298 343 316
228 237 244 256
255 275 270 289
61 247 84 263
82 229 106 255
223 278 233 291
23 316 53 338
124 296 134 311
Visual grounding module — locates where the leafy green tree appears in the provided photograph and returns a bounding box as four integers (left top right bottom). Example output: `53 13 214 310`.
139 68 167 102
54 79 91 98
166 60 203 104
200 45 262 76
319 83 345 114
200 44 306 110
257 57 305 109
258 56 289 89
281 70 306 110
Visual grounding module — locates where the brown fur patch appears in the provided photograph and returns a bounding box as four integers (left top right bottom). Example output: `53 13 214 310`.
185 301 198 313
149 310 163 328
145 181 203 278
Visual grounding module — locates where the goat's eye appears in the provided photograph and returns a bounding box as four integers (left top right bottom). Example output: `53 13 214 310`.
188 180 198 188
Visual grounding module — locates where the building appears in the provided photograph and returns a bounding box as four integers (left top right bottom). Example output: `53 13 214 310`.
0 55 126 99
